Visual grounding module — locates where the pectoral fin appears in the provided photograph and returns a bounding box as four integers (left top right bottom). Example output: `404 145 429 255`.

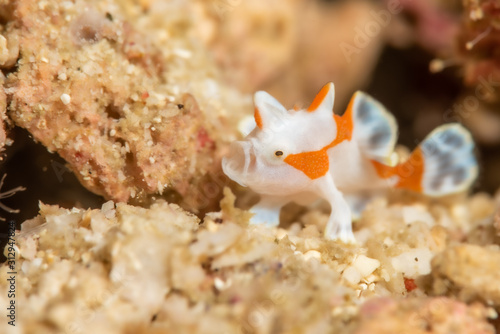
349 91 398 164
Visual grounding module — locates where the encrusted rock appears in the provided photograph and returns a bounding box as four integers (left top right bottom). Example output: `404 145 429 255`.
430 244 500 307
2 0 247 209
354 297 495 334
1 190 361 333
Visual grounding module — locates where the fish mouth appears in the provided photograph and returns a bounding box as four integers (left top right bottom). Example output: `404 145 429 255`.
222 141 256 187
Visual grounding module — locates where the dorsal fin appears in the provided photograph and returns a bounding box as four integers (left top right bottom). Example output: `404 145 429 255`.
253 91 288 130
307 82 335 113
348 92 398 164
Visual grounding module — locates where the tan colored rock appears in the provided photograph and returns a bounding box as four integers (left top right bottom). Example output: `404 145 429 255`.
3 190 362 333
0 29 19 68
2 0 248 209
354 297 495 334
430 244 500 307
4 184 500 333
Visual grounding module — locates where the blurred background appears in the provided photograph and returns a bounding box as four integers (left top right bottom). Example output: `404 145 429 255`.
1 0 499 232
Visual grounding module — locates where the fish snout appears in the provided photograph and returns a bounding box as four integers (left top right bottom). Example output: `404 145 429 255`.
222 141 256 187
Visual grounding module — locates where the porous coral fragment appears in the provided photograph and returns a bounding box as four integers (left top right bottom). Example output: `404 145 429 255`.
2 0 247 209
2 187 500 333
430 244 500 307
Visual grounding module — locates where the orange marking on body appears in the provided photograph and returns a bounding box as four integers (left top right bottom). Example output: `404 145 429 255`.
293 104 300 111
329 96 354 146
284 149 330 179
370 147 424 192
307 84 330 112
395 148 424 192
321 97 354 150
284 95 355 179
254 107 263 129
370 160 395 179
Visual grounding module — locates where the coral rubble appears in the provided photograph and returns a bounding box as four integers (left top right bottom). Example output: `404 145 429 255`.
2 188 499 333
1 0 249 209
430 244 500 307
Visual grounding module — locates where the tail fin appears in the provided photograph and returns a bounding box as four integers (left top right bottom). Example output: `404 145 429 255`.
372 124 478 196
416 124 478 196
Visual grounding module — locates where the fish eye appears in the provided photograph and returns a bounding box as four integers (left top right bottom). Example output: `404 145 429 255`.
274 150 284 157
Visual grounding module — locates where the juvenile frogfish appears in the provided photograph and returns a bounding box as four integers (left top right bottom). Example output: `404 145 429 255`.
222 82 478 243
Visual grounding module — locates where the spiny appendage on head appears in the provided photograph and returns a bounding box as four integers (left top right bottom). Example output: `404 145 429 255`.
0 174 26 220
222 82 338 196
253 82 338 159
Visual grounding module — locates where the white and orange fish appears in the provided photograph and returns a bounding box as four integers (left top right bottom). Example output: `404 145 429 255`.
222 82 478 242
